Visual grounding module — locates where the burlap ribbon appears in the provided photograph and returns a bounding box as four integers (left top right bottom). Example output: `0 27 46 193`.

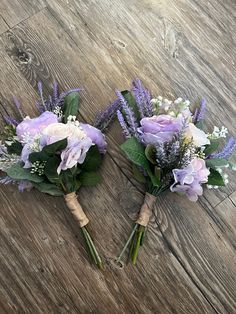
136 192 157 227
64 192 89 228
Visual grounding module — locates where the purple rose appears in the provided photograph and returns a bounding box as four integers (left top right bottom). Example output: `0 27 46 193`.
138 114 183 145
81 123 107 153
57 137 93 174
170 158 210 202
16 111 58 141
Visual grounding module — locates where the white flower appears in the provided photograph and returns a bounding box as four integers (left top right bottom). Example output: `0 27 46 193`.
185 123 210 147
210 126 228 139
174 97 183 104
42 122 87 144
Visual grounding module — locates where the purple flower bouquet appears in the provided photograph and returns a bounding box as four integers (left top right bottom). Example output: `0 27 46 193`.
113 79 236 265
0 83 108 268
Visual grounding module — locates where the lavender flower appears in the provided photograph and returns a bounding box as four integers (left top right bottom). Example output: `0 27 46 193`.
81 123 107 153
4 116 18 126
116 90 137 134
53 82 59 103
117 110 131 138
170 158 210 201
132 79 153 117
18 180 33 192
213 137 236 159
193 99 206 123
57 137 93 174
94 99 121 131
36 81 82 113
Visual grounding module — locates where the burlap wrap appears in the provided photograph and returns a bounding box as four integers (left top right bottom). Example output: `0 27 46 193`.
64 192 89 228
136 192 157 226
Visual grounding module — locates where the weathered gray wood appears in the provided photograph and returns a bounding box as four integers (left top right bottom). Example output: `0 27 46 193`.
0 15 8 35
0 0 45 28
0 0 236 313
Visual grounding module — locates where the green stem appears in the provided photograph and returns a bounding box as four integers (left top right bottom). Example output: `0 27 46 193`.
81 227 102 269
132 225 145 265
116 223 138 264
84 227 103 269
81 227 97 263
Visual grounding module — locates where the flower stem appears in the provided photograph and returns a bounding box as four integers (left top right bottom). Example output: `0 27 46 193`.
131 225 145 265
116 223 138 264
81 226 103 269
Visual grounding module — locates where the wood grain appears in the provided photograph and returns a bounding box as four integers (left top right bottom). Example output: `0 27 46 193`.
0 0 46 28
0 0 236 313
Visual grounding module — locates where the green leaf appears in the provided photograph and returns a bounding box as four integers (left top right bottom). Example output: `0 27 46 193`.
121 137 160 187
204 140 220 156
78 171 101 186
207 168 225 186
34 182 63 196
132 164 146 183
145 145 156 164
121 90 140 121
42 138 68 156
147 169 160 187
81 145 102 171
6 141 23 155
195 120 204 130
121 137 150 169
154 167 161 182
44 156 61 184
206 158 229 168
28 151 49 164
63 92 80 122
6 163 43 183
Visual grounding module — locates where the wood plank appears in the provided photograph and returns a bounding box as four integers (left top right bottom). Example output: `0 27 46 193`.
0 0 45 28
0 16 8 35
45 0 236 205
0 149 214 313
0 2 235 313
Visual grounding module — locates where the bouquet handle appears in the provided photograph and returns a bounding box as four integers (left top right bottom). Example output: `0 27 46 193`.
136 193 157 226
64 192 102 269
116 192 156 265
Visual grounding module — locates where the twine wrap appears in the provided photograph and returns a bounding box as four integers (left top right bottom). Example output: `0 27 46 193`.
136 192 157 227
64 192 89 228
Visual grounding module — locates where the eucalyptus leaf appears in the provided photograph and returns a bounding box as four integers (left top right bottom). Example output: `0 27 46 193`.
42 138 68 156
206 158 229 168
34 182 63 196
44 156 61 184
207 168 225 186
132 164 146 183
195 120 204 130
81 145 102 171
6 163 43 183
204 139 220 156
79 171 101 186
6 141 23 155
63 92 80 122
29 151 49 163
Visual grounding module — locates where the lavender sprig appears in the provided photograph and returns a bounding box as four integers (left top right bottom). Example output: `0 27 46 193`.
94 99 121 131
116 90 137 135
132 79 153 117
4 116 18 126
117 110 131 138
194 99 206 123
212 137 236 159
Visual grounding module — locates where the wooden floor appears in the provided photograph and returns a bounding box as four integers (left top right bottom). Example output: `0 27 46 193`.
0 0 236 313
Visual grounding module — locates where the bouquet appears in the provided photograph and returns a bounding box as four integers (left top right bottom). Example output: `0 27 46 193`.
0 82 108 268
113 79 236 265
